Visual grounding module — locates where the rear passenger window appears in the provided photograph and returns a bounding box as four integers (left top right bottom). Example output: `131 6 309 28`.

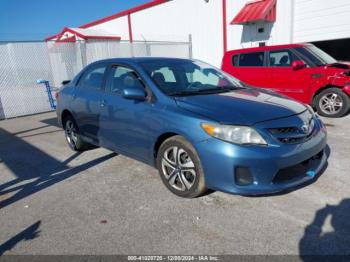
238 52 265 67
77 65 106 89
269 50 298 67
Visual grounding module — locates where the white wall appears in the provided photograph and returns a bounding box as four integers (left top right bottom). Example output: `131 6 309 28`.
131 0 224 67
84 0 224 67
81 0 350 67
83 0 294 66
87 15 130 41
293 0 350 42
226 0 350 47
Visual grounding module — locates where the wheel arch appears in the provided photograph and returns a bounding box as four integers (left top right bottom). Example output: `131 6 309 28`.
61 109 74 128
153 132 179 165
152 130 203 167
312 85 344 106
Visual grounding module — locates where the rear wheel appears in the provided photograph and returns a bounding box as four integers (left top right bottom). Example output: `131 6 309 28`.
64 116 90 151
315 88 350 117
156 136 207 198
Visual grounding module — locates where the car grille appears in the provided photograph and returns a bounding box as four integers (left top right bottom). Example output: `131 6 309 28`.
269 127 298 134
268 117 315 144
272 150 324 184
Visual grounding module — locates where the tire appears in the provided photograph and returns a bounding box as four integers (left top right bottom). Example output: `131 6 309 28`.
63 115 90 151
156 135 207 198
315 88 350 118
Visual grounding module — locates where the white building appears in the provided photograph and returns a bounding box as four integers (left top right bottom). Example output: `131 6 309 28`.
47 0 350 67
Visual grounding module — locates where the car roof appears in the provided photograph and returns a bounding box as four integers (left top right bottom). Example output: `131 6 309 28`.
225 43 310 55
90 57 193 66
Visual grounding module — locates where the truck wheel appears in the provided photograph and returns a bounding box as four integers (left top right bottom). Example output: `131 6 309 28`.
315 88 350 118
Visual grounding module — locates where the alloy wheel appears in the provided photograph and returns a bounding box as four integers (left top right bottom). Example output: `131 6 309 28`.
65 120 78 148
161 146 197 191
319 93 343 115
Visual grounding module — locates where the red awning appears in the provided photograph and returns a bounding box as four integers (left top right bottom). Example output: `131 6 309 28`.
230 0 276 25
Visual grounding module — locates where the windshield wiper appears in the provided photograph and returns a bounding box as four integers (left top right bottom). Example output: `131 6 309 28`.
220 86 245 90
168 86 243 96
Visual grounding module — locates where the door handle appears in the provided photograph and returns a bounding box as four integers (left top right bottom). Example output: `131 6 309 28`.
100 99 106 107
72 93 77 99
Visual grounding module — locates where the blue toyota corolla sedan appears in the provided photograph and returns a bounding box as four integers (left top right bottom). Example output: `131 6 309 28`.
56 58 327 198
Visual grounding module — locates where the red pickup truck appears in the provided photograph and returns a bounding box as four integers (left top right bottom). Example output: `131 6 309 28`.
222 43 350 117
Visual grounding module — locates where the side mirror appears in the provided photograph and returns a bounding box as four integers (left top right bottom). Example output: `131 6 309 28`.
292 60 306 70
62 80 71 85
122 86 147 101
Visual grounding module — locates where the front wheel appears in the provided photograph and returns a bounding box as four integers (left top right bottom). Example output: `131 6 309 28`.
156 136 207 198
315 88 350 118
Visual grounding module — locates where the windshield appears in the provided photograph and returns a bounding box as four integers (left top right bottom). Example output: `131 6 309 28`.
140 59 244 96
296 45 337 66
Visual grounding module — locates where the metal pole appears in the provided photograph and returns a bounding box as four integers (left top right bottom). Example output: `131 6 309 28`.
188 34 193 59
0 96 5 120
146 42 151 56
79 41 87 68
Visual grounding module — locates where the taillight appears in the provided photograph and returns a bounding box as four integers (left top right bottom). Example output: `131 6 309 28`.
54 92 60 100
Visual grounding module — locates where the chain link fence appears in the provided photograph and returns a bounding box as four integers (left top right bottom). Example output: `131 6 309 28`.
0 40 191 119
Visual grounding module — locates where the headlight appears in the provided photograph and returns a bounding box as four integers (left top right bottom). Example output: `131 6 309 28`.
201 123 267 145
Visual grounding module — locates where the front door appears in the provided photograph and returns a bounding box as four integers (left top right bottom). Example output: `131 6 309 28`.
266 49 312 103
99 64 155 161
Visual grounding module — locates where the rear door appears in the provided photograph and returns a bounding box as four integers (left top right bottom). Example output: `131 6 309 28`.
70 63 108 144
266 49 312 103
224 51 271 87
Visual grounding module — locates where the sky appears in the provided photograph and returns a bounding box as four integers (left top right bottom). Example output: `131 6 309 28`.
0 0 150 41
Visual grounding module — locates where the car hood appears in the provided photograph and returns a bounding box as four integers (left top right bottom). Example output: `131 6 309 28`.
336 61 350 68
174 88 307 125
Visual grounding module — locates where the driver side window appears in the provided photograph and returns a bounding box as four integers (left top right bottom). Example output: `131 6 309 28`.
106 66 145 95
269 50 299 67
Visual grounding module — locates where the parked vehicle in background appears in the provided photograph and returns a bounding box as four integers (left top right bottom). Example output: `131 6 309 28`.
222 43 350 117
56 58 327 197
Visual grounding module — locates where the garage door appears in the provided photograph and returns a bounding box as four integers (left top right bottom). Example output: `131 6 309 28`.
293 0 350 43
312 38 350 61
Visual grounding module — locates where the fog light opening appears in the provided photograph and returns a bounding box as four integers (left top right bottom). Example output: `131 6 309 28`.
235 167 253 186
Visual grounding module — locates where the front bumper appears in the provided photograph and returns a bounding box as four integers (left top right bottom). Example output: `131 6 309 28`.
195 117 327 195
343 85 350 96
